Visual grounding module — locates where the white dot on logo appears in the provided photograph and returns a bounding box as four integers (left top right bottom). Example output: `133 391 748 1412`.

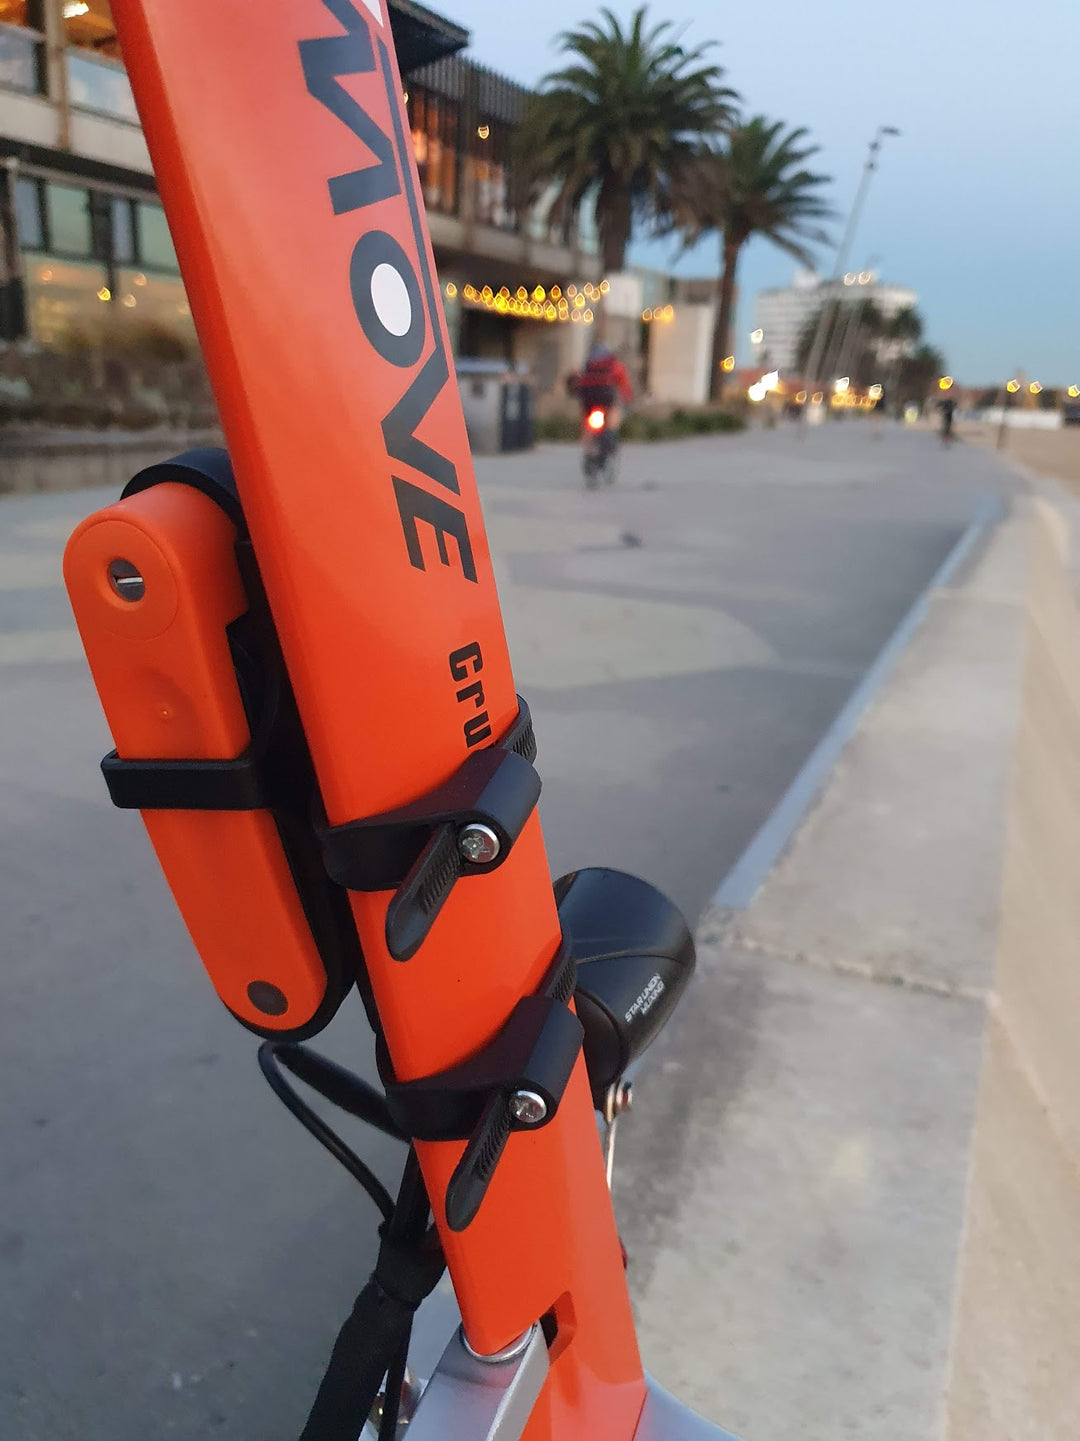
370 263 412 337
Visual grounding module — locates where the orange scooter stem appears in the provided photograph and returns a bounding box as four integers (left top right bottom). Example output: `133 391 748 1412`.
94 1 644 1436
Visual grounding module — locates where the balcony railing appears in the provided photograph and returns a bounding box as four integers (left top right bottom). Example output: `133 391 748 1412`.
0 21 44 95
66 48 137 124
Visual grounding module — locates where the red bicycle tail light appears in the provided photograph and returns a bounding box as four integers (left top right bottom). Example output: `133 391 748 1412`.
587 409 606 432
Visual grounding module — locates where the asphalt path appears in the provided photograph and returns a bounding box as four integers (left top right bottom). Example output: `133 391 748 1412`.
0 422 1019 1438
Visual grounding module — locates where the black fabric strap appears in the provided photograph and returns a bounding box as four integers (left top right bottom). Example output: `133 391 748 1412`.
299 1154 444 1441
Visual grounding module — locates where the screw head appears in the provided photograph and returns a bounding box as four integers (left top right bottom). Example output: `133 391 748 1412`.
509 1089 548 1126
459 823 500 865
107 558 145 601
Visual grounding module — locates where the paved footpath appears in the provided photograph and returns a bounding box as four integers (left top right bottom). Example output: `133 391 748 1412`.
0 424 1020 1438
617 497 1036 1440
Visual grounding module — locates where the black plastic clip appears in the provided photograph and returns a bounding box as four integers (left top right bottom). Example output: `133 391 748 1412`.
319 700 541 961
381 941 579 1232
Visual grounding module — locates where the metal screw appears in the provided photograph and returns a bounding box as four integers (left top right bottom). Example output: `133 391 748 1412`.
509 1089 547 1126
459 822 500 865
107 558 145 601
602 1079 634 1125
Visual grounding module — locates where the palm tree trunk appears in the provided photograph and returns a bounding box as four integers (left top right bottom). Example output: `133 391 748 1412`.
709 237 740 404
595 184 632 344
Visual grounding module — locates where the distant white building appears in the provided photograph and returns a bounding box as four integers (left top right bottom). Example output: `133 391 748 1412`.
751 269 918 372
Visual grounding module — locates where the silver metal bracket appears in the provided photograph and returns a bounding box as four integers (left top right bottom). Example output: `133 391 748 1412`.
405 1323 549 1441
635 1376 743 1440
399 1327 741 1441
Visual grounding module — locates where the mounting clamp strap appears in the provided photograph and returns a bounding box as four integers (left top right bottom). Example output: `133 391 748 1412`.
101 749 270 811
380 942 580 1231
318 700 541 961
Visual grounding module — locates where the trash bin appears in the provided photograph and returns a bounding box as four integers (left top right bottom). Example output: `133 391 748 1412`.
456 358 535 455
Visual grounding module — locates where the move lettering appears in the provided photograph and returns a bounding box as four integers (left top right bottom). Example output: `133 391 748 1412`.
299 0 476 583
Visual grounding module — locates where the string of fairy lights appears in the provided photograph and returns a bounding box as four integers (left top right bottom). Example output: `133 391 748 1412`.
442 277 688 331
446 279 611 324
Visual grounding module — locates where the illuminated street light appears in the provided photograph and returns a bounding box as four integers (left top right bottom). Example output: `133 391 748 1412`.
721 355 736 372
868 383 883 400
834 376 850 394
795 390 808 403
748 381 768 402
1029 381 1042 395
1069 386 1080 399
803 125 900 404
750 328 764 344
1006 379 1021 394
762 370 779 391
938 376 954 391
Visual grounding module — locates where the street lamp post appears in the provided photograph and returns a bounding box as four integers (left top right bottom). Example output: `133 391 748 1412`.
802 126 900 409
997 378 1019 450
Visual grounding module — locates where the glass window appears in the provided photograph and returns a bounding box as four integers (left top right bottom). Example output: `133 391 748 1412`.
0 2 43 28
116 266 195 345
0 4 43 93
136 202 178 272
471 157 511 231
66 50 137 121
22 252 110 347
46 182 92 256
408 86 460 217
111 195 134 263
63 0 120 59
14 176 43 250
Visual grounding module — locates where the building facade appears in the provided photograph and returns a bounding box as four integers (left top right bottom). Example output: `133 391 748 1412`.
404 47 601 393
0 0 189 349
0 0 601 395
751 269 918 374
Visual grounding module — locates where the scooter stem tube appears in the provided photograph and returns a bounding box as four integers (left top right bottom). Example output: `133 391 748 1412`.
108 2 643 1436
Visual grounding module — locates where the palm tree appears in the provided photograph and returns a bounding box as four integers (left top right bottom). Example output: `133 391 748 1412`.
884 305 922 349
517 7 737 281
896 343 947 407
679 118 832 400
796 298 885 386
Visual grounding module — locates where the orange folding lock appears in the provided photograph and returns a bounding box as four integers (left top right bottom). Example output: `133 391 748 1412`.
64 452 362 1040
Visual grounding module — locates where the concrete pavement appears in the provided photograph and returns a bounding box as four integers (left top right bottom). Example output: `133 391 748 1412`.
0 423 1024 1437
616 491 1080 1441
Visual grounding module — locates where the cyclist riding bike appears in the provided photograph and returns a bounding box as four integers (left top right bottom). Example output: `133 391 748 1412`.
938 394 957 443
570 345 634 485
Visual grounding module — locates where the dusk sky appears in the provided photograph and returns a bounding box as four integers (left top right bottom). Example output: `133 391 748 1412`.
440 0 1080 383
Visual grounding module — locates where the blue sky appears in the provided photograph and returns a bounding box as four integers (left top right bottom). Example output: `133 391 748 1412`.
439 0 1080 383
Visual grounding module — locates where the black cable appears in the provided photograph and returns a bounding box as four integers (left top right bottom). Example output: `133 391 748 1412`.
258 1041 395 1222
273 1042 404 1140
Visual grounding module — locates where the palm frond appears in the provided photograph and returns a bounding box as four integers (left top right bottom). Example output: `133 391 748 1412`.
515 4 740 271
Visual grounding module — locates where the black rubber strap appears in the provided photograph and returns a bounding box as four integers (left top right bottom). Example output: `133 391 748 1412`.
101 749 269 811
